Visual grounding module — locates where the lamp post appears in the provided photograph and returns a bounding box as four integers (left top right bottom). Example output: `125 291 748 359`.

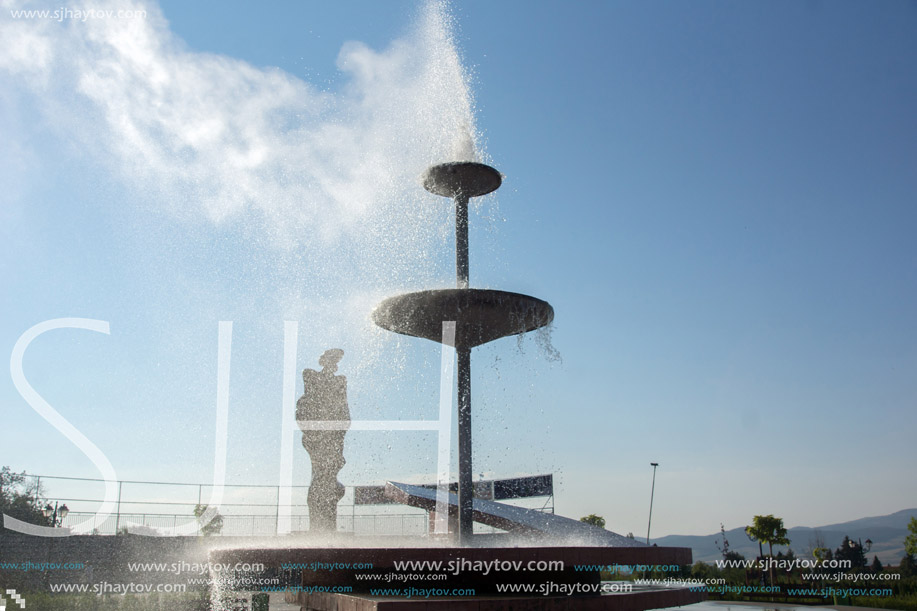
646 462 659 545
852 538 872 554
42 501 69 527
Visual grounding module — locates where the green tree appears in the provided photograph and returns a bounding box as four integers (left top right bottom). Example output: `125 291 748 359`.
0 466 29 502
690 561 716 581
746 515 790 587
715 523 731 559
900 553 917 578
808 529 829 561
580 514 606 529
0 466 51 531
905 517 917 557
194 503 224 536
714 522 746 585
871 556 883 573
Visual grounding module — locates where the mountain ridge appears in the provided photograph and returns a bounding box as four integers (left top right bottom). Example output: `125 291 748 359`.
650 508 917 565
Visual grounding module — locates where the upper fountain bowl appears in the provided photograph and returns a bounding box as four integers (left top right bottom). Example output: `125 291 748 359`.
372 288 553 349
422 162 502 198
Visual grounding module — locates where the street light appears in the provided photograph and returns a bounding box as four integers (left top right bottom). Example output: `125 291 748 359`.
851 538 872 553
42 501 69 527
646 462 659 544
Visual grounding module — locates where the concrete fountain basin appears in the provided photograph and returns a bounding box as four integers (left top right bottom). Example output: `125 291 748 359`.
210 543 702 610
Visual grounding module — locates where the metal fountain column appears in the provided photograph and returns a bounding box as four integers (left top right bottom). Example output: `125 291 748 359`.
424 162 499 545
455 189 473 545
373 161 553 547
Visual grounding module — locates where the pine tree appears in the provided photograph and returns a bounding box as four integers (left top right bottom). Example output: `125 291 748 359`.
835 536 867 569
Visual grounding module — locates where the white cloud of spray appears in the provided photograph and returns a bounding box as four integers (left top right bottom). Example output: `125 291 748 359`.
0 0 490 363
1 0 480 255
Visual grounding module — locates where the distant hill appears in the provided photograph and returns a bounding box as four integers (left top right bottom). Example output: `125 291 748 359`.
651 509 917 565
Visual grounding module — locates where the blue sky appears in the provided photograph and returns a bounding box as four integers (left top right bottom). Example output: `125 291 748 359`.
2 0 915 539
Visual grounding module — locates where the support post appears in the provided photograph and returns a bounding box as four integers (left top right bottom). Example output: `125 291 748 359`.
275 484 281 535
115 480 123 534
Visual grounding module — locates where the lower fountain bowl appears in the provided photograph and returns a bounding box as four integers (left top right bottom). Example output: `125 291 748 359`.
372 288 554 349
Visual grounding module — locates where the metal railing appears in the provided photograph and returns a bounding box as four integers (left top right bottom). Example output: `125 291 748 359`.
59 511 432 537
18 473 552 537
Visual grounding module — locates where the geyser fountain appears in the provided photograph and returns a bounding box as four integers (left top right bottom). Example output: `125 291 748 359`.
211 162 703 611
372 160 553 546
